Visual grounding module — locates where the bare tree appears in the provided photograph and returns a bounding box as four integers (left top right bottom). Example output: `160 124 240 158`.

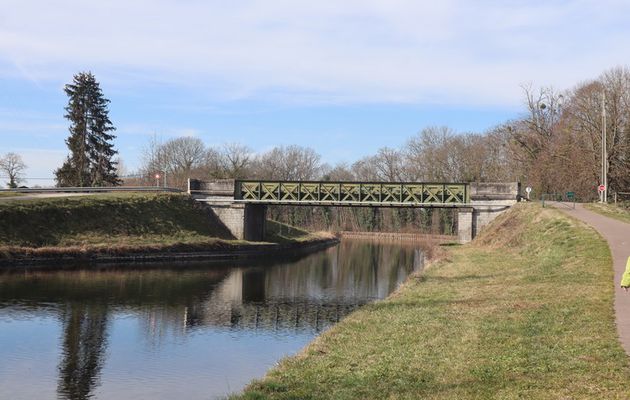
203 148 224 178
139 136 210 187
161 137 206 173
140 135 168 182
323 162 355 181
255 145 322 180
351 156 380 181
566 68 630 193
405 126 458 181
219 143 253 179
0 152 27 188
372 147 404 181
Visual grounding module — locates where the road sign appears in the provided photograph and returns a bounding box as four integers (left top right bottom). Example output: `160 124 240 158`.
566 191 575 199
525 187 532 193
598 184 606 192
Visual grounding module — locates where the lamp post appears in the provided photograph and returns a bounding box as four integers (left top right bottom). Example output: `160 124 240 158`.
153 171 167 187
601 92 608 203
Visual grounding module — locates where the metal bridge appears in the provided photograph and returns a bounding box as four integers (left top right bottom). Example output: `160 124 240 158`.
234 180 469 207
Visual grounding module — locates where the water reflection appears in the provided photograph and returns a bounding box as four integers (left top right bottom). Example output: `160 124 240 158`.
0 239 426 400
58 303 109 400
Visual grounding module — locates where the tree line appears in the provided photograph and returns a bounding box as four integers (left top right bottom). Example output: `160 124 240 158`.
130 67 630 232
6 67 630 232
136 67 630 202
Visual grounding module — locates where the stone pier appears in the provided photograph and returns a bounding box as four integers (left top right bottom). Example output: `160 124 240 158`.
189 179 267 241
206 202 267 241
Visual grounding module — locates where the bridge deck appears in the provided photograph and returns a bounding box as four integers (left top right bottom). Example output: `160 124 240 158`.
234 180 469 207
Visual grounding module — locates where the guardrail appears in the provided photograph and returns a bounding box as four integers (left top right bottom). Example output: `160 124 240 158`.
541 193 576 209
613 191 630 205
0 186 184 194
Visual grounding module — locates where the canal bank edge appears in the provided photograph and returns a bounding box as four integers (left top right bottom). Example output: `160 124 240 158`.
0 236 340 268
234 203 630 400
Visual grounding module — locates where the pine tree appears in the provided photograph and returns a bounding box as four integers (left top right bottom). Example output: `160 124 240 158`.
55 72 120 187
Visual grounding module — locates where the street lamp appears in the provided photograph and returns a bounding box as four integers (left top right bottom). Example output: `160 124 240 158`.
153 171 167 187
601 92 608 203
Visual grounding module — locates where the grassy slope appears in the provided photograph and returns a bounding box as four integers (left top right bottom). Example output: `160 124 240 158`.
585 203 630 224
265 220 330 244
0 194 327 257
236 204 630 400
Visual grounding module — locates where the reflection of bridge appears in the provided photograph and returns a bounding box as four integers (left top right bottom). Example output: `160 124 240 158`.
189 179 521 244
203 300 365 333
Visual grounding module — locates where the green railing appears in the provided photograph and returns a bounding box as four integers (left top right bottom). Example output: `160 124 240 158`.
234 181 469 206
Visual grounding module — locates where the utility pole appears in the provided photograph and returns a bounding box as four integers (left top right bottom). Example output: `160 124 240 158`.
602 92 608 203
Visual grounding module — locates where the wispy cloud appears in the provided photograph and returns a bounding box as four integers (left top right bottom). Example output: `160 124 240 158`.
1 1 630 106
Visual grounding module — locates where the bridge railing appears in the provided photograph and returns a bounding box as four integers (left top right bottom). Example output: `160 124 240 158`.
234 180 470 206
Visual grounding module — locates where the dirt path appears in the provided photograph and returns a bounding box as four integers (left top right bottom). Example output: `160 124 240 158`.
553 202 630 356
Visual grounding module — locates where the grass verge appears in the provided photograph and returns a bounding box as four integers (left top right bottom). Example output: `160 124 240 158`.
0 193 332 261
234 203 630 399
0 192 24 198
584 202 630 224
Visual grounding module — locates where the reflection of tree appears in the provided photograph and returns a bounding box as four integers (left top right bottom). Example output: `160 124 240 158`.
255 240 421 302
57 303 109 400
0 240 426 399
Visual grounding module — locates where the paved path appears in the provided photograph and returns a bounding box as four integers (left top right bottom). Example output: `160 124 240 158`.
0 193 94 202
554 203 630 356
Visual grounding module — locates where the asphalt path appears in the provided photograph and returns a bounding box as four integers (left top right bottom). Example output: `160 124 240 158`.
554 202 630 356
0 193 94 201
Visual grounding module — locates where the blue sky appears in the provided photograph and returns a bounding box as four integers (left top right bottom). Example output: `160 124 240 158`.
2 0 630 186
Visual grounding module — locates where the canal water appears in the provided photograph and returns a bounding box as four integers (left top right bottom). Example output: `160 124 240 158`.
0 239 428 400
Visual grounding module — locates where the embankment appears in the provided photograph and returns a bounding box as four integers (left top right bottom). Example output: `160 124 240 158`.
0 193 337 267
235 203 630 399
339 231 455 242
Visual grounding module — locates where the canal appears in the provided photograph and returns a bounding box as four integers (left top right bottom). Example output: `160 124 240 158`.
0 239 431 400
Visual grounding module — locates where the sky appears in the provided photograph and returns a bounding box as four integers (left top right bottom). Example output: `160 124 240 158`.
2 0 630 186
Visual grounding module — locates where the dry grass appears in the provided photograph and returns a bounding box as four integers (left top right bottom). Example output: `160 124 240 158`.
585 202 630 224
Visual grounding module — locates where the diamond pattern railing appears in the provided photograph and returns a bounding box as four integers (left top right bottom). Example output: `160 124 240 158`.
234 181 469 206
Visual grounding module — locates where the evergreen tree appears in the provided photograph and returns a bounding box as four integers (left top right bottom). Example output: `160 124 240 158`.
55 72 120 187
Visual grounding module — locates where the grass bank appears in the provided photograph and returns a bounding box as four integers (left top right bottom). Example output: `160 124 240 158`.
0 193 334 264
235 204 630 399
585 202 630 224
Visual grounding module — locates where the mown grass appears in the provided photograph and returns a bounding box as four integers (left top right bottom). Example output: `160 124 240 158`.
585 202 630 224
0 193 326 258
233 204 630 400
